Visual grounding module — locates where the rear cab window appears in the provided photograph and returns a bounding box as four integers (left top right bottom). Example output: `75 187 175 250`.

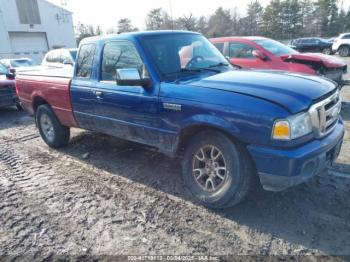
70 50 77 61
75 44 96 78
0 63 8 74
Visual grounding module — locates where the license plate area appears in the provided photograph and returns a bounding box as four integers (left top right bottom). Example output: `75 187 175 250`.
326 140 342 166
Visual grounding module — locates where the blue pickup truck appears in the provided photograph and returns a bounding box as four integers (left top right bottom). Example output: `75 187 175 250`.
16 31 344 208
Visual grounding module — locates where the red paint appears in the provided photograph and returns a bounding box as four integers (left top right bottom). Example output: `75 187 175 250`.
210 37 346 76
16 74 77 127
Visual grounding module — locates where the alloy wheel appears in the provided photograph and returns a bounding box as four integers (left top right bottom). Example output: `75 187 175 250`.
40 113 55 143
192 145 228 192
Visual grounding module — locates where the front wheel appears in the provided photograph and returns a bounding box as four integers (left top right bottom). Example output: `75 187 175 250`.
36 104 70 148
322 47 331 55
339 46 350 57
182 131 254 209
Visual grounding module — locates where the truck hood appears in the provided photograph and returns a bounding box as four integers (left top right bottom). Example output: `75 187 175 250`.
189 70 337 114
280 53 347 69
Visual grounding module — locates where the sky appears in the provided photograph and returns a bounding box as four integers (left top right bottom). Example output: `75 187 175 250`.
48 0 350 31
47 0 272 30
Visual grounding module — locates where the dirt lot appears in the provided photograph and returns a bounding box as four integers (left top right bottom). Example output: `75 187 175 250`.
0 60 350 260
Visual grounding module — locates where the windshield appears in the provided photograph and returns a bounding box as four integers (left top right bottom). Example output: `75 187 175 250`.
0 63 8 75
254 39 298 56
142 33 229 79
10 59 35 67
70 50 77 61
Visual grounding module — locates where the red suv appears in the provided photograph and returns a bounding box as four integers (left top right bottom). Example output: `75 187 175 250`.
211 37 347 85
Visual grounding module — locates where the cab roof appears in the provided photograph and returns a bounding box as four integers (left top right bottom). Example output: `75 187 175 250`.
80 30 200 45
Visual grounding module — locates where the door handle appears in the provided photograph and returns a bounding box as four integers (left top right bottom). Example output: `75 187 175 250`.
95 91 103 99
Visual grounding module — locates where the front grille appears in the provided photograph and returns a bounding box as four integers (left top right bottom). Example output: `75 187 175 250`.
0 85 15 96
0 85 16 104
309 91 341 138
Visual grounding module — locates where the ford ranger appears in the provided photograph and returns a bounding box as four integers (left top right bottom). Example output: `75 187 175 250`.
16 31 344 208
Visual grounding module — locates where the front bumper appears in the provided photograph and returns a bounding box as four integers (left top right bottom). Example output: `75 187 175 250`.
247 120 344 191
323 65 347 84
0 85 18 108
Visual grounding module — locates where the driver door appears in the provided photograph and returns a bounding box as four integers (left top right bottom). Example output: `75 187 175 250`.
93 41 161 147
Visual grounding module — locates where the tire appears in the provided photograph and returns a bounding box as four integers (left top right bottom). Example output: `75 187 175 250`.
182 131 254 209
35 104 70 148
338 46 350 57
322 47 331 55
16 103 23 111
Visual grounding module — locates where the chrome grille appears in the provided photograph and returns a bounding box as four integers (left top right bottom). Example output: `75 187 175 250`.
309 91 341 138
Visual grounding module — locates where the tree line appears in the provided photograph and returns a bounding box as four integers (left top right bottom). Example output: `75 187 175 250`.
76 0 350 44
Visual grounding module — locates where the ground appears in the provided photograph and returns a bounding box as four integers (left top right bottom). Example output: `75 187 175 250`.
0 59 350 260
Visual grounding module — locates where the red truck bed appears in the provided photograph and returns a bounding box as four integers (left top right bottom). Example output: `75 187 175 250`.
16 67 78 127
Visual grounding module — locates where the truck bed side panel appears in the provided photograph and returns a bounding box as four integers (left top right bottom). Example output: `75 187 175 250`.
16 74 78 128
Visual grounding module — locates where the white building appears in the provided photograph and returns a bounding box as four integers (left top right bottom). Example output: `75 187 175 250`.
0 0 76 63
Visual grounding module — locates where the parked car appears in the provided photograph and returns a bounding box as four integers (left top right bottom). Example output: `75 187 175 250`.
328 37 336 44
332 32 350 57
1 58 37 68
290 37 333 54
0 58 41 73
211 36 347 85
42 48 78 68
16 31 344 208
0 63 20 110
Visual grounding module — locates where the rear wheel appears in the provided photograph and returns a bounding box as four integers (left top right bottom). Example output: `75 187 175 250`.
182 131 254 209
339 46 350 57
36 104 70 148
322 47 331 55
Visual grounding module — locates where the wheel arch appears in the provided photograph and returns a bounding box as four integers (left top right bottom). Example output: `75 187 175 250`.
338 44 350 51
32 96 49 113
175 116 241 155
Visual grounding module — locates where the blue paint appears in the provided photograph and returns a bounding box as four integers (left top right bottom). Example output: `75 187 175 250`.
69 31 344 189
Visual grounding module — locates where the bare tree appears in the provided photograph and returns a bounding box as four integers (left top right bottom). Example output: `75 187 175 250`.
117 18 138 33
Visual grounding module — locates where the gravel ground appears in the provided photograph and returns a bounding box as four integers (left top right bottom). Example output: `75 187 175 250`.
0 59 350 260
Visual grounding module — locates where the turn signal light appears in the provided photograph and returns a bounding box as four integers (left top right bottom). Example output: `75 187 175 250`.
273 121 291 140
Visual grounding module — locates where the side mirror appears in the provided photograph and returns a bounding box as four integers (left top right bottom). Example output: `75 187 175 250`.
9 68 16 74
63 59 74 66
6 73 15 80
252 50 268 61
116 68 151 88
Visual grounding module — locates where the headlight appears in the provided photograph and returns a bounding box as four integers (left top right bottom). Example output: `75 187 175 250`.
272 112 312 140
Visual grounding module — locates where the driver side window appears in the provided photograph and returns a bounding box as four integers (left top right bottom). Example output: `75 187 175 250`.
0 64 8 74
229 43 256 59
101 41 144 82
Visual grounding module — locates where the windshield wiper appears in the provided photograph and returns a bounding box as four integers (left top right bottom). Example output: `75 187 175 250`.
208 62 230 68
164 68 202 77
196 67 221 73
164 67 221 83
